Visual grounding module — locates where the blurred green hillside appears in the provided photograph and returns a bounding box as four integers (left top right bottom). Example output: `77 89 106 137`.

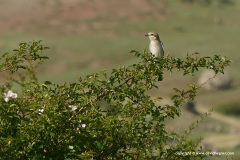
0 0 239 159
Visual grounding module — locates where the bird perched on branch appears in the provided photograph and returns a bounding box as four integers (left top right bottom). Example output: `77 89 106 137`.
145 32 164 58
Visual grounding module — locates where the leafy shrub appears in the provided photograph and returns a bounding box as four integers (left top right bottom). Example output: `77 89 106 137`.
0 41 231 159
216 102 240 118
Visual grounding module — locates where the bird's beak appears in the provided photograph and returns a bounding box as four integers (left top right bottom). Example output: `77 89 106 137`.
145 34 148 37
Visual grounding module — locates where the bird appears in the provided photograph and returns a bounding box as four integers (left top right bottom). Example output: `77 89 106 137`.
145 32 164 58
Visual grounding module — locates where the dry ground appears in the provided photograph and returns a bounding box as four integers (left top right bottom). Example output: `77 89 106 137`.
0 0 166 34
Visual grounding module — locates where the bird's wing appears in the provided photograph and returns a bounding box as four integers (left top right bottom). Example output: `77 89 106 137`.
161 41 164 54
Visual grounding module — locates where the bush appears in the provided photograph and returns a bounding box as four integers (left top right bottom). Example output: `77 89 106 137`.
216 102 240 117
0 41 231 159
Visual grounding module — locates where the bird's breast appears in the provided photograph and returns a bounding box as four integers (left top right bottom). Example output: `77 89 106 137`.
149 41 163 58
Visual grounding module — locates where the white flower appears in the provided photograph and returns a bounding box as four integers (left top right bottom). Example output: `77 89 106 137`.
69 145 74 150
78 120 86 128
4 90 18 102
4 97 9 102
68 105 78 111
8 90 17 98
38 108 44 114
17 111 23 117
81 124 86 128
75 120 86 132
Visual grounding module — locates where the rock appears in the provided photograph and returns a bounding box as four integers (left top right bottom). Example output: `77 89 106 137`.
198 70 232 90
184 100 199 115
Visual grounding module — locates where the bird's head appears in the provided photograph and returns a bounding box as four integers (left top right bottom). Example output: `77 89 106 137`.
145 32 160 41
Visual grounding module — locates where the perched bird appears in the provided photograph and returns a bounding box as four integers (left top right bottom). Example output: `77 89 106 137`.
145 32 164 58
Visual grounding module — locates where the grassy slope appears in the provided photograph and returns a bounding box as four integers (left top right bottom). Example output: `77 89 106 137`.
0 0 239 158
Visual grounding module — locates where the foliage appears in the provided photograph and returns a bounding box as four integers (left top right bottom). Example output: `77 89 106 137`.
0 41 231 159
216 102 240 118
